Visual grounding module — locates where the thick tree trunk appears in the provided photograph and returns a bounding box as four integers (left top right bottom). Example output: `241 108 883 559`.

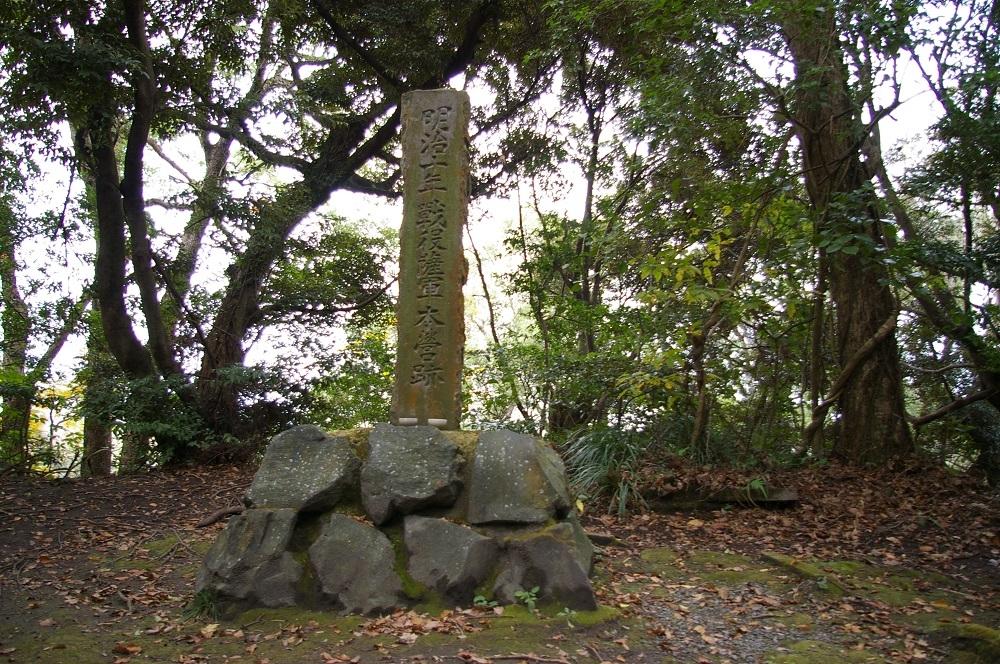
195 183 318 434
783 3 912 464
82 418 113 478
0 217 31 467
80 314 115 478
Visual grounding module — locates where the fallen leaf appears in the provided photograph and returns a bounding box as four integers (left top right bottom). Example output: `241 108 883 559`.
112 643 142 656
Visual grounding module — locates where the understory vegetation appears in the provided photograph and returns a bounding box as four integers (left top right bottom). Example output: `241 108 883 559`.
2 0 1000 493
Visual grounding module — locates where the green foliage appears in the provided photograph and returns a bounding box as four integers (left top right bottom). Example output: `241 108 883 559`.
563 427 649 516
513 586 540 611
473 594 499 609
303 310 395 430
184 589 220 621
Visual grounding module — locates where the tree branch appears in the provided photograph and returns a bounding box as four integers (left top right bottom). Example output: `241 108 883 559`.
310 0 403 90
804 311 899 443
910 388 998 427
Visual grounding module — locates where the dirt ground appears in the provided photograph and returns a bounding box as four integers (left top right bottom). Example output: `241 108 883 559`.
1 463 998 663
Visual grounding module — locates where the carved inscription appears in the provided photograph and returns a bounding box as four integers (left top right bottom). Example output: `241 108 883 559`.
410 105 453 388
391 90 468 429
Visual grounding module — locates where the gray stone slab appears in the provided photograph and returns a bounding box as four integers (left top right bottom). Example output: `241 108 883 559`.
361 424 463 525
492 523 597 611
390 88 470 430
404 515 498 604
309 514 404 615
197 508 301 607
466 429 572 525
246 425 360 512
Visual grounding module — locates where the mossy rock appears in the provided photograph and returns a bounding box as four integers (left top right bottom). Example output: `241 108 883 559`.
761 552 847 597
939 623 1000 661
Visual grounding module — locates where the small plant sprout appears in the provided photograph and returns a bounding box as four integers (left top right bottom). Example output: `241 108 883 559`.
513 586 540 611
473 594 498 608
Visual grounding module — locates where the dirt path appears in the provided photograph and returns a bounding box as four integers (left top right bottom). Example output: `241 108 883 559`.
1 465 997 663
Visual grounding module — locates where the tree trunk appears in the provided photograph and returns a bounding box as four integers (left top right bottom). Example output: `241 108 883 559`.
82 417 113 478
782 2 912 464
80 313 115 478
0 213 31 467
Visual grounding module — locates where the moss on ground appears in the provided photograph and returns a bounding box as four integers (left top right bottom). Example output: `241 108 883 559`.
640 546 679 567
414 604 620 654
234 606 366 630
762 639 888 663
767 612 815 630
685 550 796 591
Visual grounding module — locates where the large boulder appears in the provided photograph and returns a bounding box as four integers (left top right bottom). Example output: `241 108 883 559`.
493 523 597 611
404 515 499 603
361 424 463 525
246 425 360 512
309 514 404 614
467 430 571 525
197 508 302 608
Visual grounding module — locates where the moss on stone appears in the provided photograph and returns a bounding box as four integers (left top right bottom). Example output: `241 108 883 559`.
441 429 481 461
288 511 328 552
472 558 503 602
382 523 433 602
328 427 373 459
940 623 1000 660
761 552 847 597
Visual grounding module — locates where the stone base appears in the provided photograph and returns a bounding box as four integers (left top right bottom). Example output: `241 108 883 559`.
197 424 596 616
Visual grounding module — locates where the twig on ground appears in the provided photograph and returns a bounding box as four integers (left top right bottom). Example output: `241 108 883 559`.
197 505 245 528
117 589 134 614
168 528 199 557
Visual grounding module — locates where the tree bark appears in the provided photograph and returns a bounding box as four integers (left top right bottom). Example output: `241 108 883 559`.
80 313 115 478
782 2 912 464
0 213 31 467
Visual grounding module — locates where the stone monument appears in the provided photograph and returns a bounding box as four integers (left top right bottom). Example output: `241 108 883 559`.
391 89 468 430
196 89 597 617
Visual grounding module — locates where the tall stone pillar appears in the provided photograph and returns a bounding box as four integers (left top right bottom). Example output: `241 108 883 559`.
390 89 469 430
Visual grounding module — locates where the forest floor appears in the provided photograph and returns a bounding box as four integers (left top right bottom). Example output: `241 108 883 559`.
0 462 998 663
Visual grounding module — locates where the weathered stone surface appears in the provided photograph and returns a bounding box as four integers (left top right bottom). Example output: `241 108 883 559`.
246 425 360 512
309 514 404 614
361 424 463 525
391 89 470 430
197 508 301 607
493 524 597 611
467 430 572 525
566 513 595 574
404 515 498 603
